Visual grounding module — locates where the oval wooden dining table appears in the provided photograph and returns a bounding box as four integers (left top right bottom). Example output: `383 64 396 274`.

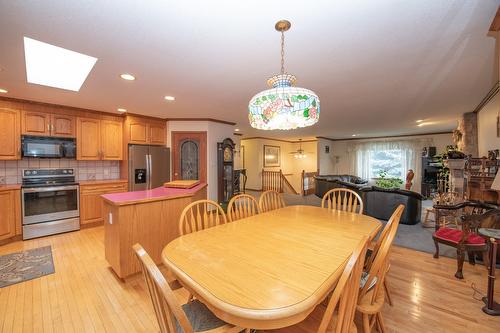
161 205 381 330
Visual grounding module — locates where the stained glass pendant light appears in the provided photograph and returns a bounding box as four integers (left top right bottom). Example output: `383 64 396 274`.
248 20 320 130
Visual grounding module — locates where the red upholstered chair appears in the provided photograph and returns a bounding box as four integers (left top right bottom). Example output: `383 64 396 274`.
433 202 499 279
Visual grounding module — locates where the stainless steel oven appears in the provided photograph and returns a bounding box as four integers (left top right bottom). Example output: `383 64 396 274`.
21 169 80 240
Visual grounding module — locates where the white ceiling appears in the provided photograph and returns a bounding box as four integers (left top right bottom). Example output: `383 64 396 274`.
0 0 498 139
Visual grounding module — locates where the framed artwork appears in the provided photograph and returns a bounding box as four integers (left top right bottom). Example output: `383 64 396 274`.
263 145 280 167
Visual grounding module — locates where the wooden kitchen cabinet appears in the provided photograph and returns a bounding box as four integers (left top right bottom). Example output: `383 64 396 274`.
77 117 123 160
101 120 123 160
0 108 21 160
22 111 75 137
80 181 128 226
22 111 51 136
0 188 21 241
77 117 101 160
51 113 76 137
125 116 166 145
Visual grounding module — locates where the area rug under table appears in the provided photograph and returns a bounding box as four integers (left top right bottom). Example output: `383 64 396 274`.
0 246 55 288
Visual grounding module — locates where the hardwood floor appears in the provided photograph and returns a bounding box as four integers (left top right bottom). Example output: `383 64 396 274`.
0 226 498 332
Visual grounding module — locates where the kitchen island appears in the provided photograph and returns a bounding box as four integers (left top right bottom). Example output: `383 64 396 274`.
102 183 207 278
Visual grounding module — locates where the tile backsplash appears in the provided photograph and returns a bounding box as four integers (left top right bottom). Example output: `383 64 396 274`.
0 159 121 185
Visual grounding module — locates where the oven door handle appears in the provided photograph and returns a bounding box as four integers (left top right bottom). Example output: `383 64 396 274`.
22 185 79 193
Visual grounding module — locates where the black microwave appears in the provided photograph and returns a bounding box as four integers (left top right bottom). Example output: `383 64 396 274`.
21 136 76 158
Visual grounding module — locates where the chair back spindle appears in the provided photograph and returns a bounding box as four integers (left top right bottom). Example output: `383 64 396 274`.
258 190 286 213
227 194 259 222
321 188 364 214
179 200 227 235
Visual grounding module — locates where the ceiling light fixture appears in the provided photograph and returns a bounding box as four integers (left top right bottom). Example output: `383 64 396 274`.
352 134 357 137
117 108 127 112
234 128 240 132
291 139 307 159
0 88 7 93
164 95 175 101
248 20 320 130
120 73 135 81
23 37 97 91
416 119 424 123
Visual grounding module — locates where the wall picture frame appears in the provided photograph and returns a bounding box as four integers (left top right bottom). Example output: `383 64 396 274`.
263 145 281 167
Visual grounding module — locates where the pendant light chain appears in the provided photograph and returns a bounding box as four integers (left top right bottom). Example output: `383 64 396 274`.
280 30 285 74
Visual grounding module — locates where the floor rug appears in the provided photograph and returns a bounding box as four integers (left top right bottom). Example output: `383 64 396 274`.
0 246 55 288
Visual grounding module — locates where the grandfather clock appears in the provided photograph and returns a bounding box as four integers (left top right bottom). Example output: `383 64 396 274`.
217 138 235 205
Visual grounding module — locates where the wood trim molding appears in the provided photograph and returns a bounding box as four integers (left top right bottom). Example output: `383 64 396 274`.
490 6 500 31
165 118 236 125
241 136 317 144
317 131 453 142
0 96 124 119
473 81 499 114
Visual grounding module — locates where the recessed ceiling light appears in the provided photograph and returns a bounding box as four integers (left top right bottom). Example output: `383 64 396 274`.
416 119 424 123
23 37 97 91
234 128 240 132
120 73 135 81
352 134 357 137
0 88 7 93
117 108 127 112
164 95 175 101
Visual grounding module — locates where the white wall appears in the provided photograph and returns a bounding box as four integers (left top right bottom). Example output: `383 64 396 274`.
240 138 317 191
478 92 500 157
166 120 235 201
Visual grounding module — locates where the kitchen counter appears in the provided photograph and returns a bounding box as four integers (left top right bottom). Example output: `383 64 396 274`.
0 184 22 192
78 179 128 186
102 183 207 206
103 182 207 278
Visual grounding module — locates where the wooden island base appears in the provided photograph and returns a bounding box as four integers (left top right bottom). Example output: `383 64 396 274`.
102 183 207 278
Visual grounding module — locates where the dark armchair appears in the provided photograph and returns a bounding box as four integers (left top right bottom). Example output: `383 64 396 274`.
432 201 500 279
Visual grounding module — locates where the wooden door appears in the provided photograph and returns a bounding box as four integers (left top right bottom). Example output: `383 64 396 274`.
101 120 123 160
22 111 51 136
149 122 166 145
77 117 101 160
51 114 76 137
171 132 207 183
128 118 149 144
0 190 17 240
80 192 103 225
0 108 20 160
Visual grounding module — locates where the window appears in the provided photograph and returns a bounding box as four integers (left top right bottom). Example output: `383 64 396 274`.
369 149 403 179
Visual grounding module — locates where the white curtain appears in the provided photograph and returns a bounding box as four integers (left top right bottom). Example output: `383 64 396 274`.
346 138 433 192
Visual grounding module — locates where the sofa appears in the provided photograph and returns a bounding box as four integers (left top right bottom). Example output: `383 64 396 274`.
314 175 423 225
315 175 368 198
360 186 423 225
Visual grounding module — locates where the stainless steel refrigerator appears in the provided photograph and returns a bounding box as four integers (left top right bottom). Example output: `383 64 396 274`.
128 145 170 191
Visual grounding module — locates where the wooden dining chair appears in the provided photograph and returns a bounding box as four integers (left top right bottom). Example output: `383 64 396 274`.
321 188 364 214
227 194 260 222
133 244 243 333
258 190 286 213
357 205 404 333
364 204 404 307
271 237 369 333
179 200 227 236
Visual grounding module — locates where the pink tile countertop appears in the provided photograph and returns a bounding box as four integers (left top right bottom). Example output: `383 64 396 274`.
101 183 207 206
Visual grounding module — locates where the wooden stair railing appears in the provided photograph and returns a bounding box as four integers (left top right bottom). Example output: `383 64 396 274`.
301 170 318 196
261 169 299 194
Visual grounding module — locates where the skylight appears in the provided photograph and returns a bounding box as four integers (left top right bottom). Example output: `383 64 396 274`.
23 37 97 92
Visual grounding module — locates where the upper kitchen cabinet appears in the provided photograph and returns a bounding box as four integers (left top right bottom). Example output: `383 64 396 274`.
77 117 123 160
101 120 123 160
0 108 21 160
51 113 76 137
22 111 76 137
125 115 166 145
77 117 101 160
